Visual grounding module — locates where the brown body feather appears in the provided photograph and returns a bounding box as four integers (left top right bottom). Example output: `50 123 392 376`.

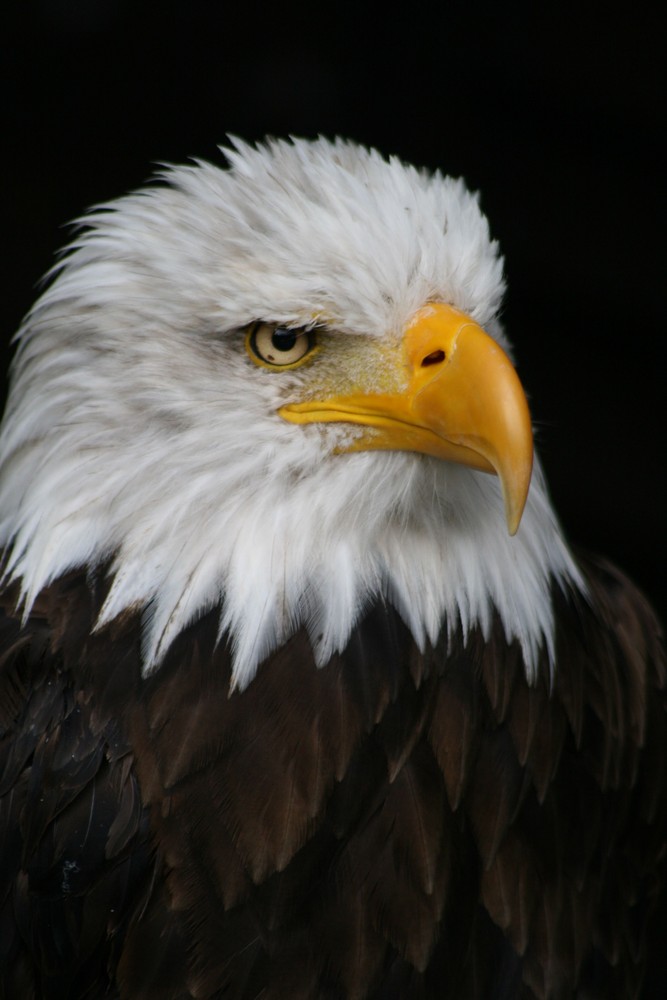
0 555 665 999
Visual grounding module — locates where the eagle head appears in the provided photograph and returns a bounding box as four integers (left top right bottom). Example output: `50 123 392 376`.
0 137 578 689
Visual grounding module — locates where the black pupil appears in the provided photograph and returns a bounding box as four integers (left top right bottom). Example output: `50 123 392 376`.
272 329 298 352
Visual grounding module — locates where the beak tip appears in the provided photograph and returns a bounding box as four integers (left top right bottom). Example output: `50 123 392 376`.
502 461 533 536
505 501 522 536
507 516 521 537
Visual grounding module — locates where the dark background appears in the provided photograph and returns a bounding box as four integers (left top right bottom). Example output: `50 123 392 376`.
2 0 664 626
2 2 666 993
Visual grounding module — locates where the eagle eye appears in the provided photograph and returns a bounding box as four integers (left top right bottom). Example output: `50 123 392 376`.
246 322 317 369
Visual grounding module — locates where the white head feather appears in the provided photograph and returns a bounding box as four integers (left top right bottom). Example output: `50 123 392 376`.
0 136 579 689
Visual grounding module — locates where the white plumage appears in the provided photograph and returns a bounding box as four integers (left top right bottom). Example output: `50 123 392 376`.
0 137 577 690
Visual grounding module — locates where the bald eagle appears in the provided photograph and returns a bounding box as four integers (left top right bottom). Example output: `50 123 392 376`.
0 137 664 999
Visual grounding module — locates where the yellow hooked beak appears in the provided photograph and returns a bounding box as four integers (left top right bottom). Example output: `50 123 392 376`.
279 303 534 535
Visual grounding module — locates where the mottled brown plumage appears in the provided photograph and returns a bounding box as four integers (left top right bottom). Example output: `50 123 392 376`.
1 553 664 998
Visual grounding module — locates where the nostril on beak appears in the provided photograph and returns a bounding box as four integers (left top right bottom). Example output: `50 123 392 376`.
421 349 445 367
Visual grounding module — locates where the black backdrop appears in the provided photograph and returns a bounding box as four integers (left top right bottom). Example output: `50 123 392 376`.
3 0 665 623
2 2 667 994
